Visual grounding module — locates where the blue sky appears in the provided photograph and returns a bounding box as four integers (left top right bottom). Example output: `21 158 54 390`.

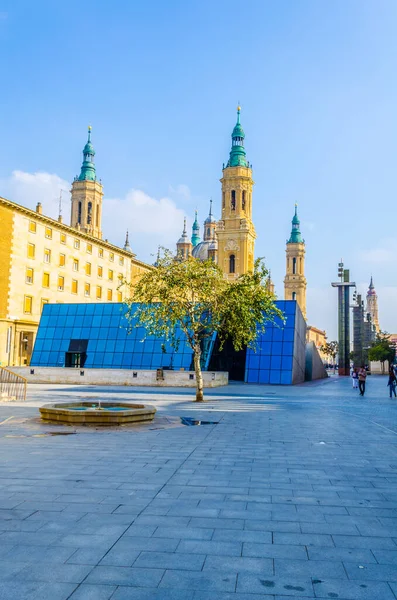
1 0 396 337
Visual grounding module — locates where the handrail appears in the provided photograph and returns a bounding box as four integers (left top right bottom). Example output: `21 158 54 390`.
0 367 27 402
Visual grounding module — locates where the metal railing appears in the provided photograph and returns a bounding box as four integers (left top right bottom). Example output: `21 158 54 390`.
0 367 27 402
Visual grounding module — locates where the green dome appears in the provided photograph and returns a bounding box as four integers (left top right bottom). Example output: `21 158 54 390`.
226 107 248 168
77 127 97 182
288 205 304 244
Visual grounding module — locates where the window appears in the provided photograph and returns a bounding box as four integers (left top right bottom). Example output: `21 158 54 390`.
229 254 235 274
42 272 50 288
231 190 236 211
24 296 32 314
107 289 113 301
25 267 34 284
87 202 92 224
109 252 114 262
222 192 225 209
58 276 64 291
73 259 79 272
71 279 78 294
292 291 297 300
27 243 35 259
98 248 103 258
85 262 91 276
96 286 102 299
60 232 66 244
84 283 90 297
98 266 103 278
59 254 65 267
108 269 114 281
117 291 123 302
45 227 52 239
41 299 49 313
29 221 36 233
96 205 99 227
87 243 92 254
292 257 297 275
77 202 82 224
119 256 124 266
44 249 51 264
242 190 246 211
74 239 80 249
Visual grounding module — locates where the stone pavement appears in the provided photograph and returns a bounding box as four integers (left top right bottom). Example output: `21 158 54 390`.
0 375 397 598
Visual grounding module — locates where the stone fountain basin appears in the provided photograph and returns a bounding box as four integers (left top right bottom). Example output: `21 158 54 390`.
39 402 156 425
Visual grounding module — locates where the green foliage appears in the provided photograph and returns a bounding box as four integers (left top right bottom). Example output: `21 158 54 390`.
124 250 283 401
368 331 396 366
320 341 338 359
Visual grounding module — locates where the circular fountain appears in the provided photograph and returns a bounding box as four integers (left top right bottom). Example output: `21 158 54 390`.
39 401 156 425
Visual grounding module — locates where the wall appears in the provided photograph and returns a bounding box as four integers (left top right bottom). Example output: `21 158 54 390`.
10 367 228 387
305 341 328 381
370 360 390 375
245 300 306 385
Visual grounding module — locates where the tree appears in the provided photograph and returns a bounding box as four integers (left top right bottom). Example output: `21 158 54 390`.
368 332 396 374
320 341 339 372
125 250 283 402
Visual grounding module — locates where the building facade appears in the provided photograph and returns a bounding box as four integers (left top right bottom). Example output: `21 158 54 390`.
366 276 380 333
306 325 327 362
0 129 150 367
175 107 256 279
284 205 307 320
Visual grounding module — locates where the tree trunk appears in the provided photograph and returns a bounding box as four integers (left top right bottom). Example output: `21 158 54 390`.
193 344 204 402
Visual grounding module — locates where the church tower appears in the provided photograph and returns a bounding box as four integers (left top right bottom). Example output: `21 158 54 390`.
284 205 307 320
191 211 200 247
216 107 256 280
70 126 103 239
176 218 192 260
366 276 380 332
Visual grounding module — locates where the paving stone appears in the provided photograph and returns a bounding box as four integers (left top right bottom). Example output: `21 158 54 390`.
112 588 194 599
68 547 114 565
159 569 237 592
203 554 273 573
332 535 397 548
134 550 205 570
307 546 376 563
273 532 334 547
274 557 346 579
236 574 314 596
4 544 76 563
154 526 214 540
312 578 396 599
213 528 272 543
85 565 164 587
14 563 93 583
344 560 397 581
243 542 307 560
68 584 117 599
177 540 242 556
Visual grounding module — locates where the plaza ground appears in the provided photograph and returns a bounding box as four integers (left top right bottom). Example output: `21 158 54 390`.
1 376 397 599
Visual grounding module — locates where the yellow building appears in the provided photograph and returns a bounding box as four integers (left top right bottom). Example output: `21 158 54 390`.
306 326 327 362
284 205 307 320
0 129 150 367
216 107 256 279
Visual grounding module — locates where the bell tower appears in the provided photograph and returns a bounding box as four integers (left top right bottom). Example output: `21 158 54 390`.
284 205 307 320
70 126 103 239
216 107 256 280
366 276 380 332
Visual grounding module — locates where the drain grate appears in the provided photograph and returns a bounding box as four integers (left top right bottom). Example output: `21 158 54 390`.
180 417 219 426
46 431 77 436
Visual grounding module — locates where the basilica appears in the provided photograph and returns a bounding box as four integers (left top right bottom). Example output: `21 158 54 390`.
175 107 308 320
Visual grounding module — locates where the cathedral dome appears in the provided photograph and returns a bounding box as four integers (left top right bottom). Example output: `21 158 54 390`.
192 241 212 261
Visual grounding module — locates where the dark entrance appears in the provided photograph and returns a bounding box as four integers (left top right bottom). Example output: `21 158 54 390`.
207 336 247 381
65 339 88 368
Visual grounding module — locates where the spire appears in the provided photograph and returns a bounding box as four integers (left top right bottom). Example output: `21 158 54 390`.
226 105 248 168
287 204 303 244
191 210 200 247
123 230 132 253
369 275 374 290
367 275 376 296
177 217 188 244
78 126 96 182
204 198 216 224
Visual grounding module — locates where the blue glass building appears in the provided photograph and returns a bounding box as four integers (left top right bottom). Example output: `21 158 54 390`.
31 300 306 385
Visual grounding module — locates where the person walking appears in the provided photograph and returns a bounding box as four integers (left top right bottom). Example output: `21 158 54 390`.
387 368 397 398
358 366 367 396
352 368 358 389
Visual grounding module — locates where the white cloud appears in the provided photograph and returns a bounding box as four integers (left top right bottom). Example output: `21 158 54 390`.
359 238 397 264
168 183 191 201
0 171 185 264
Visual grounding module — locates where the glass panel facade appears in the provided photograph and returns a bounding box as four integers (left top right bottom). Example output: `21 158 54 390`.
31 300 306 384
31 303 200 371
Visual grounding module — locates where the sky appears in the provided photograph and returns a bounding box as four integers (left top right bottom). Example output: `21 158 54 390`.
1 0 397 338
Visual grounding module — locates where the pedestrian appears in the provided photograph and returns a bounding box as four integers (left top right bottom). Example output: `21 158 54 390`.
358 366 367 396
387 368 397 398
352 368 358 389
